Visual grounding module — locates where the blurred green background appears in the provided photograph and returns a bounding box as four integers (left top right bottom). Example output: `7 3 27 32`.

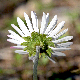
0 0 80 80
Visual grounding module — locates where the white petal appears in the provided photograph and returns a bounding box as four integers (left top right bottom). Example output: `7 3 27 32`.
57 42 73 48
52 36 73 43
55 28 68 39
15 50 28 54
52 52 66 56
7 35 25 43
31 11 39 32
46 13 49 25
8 30 19 36
8 30 25 42
11 24 25 37
43 13 49 34
36 19 39 32
44 15 57 34
11 46 26 49
7 39 21 44
49 21 65 37
49 46 71 51
51 28 68 39
24 12 33 33
47 56 56 63
40 12 46 34
17 17 31 36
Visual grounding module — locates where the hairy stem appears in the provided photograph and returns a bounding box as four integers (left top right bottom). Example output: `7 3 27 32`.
33 46 40 80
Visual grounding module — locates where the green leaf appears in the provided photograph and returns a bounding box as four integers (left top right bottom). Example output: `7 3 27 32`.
39 53 41 58
47 37 52 41
48 41 55 47
22 36 31 41
21 42 27 46
46 48 52 57
23 47 27 51
41 53 46 58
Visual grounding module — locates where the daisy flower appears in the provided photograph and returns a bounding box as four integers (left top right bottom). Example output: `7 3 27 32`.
7 11 73 63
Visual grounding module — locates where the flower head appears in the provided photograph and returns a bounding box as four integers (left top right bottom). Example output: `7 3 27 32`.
7 11 73 63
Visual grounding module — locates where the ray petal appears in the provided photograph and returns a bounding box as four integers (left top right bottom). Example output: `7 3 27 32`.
8 30 25 42
31 11 39 32
17 17 31 36
55 28 68 39
8 30 22 39
36 19 39 32
24 12 33 33
49 46 71 51
47 56 56 63
11 24 25 37
10 46 26 49
8 30 19 36
43 13 49 34
52 36 73 43
44 15 57 34
57 42 73 48
7 39 21 44
7 35 25 43
40 12 46 34
15 50 28 54
52 52 66 56
49 21 65 37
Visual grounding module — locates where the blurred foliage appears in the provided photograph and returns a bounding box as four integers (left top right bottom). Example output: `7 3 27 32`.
75 23 80 33
3 69 15 75
35 0 55 12
67 11 79 20
67 11 80 34
0 68 15 76
4 17 18 30
71 69 80 74
13 53 23 67
65 78 72 80
22 70 33 75
38 57 49 66
0 68 4 75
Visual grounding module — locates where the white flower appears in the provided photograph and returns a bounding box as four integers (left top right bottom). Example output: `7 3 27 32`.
7 11 73 63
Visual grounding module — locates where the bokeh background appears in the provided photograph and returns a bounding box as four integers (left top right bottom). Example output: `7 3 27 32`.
0 0 80 80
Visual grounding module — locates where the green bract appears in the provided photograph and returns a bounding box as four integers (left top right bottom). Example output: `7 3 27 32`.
21 31 55 58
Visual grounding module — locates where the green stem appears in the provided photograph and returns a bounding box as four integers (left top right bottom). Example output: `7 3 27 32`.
33 46 40 80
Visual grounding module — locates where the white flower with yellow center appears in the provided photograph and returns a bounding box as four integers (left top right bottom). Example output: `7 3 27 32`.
7 11 73 63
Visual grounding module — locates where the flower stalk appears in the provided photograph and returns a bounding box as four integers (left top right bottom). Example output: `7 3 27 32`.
33 46 40 80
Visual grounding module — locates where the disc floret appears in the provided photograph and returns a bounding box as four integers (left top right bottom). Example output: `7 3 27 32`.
21 31 55 58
